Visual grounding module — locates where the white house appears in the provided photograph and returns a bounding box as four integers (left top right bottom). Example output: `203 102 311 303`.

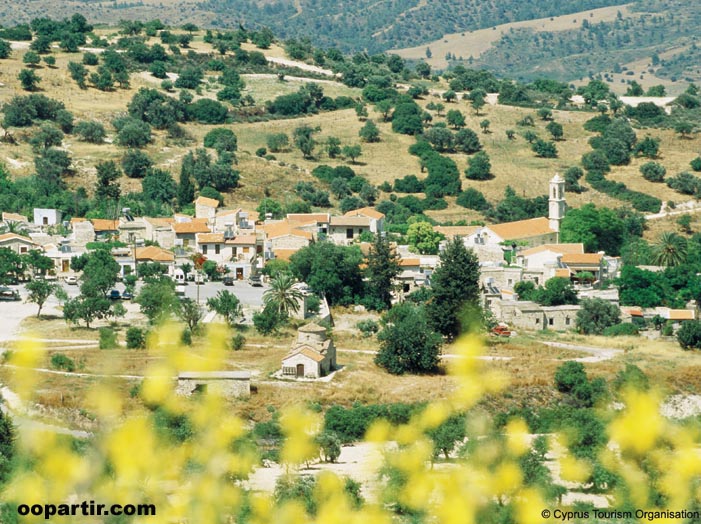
33 208 62 227
343 207 385 234
281 323 336 379
328 216 372 245
0 233 40 254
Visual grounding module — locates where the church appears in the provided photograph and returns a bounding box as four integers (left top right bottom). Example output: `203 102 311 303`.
462 175 566 264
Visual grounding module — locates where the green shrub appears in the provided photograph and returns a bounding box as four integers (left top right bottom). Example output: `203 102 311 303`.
50 353 75 372
677 320 701 349
99 327 118 350
602 323 639 337
126 327 146 349
231 333 246 351
356 319 379 337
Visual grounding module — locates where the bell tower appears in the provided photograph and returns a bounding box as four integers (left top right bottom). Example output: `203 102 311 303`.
549 173 566 236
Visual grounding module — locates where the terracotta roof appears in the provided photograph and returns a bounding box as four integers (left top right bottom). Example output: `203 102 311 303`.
330 216 371 227
195 196 220 208
520 243 585 257
227 235 257 245
216 209 239 218
433 225 480 237
561 253 603 265
70 217 87 224
173 221 211 234
0 233 38 245
399 258 421 267
299 322 326 333
344 206 385 220
197 233 225 244
2 212 27 222
273 249 299 261
486 217 555 241
554 268 571 278
621 307 643 317
263 221 313 240
287 213 330 224
91 219 119 232
668 309 696 321
285 347 326 363
135 246 175 262
144 217 175 228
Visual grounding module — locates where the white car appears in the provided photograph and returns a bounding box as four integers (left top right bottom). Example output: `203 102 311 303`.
65 276 78 285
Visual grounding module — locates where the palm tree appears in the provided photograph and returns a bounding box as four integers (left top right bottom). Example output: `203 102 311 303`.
652 231 688 267
263 272 305 317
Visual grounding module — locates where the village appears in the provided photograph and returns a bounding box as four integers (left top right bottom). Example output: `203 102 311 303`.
0 173 695 349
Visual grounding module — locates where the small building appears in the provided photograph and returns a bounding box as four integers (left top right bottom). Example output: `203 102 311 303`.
195 196 220 223
281 323 336 379
176 371 251 398
173 219 211 249
343 207 385 234
34 208 62 227
0 232 40 254
90 219 120 241
328 216 372 245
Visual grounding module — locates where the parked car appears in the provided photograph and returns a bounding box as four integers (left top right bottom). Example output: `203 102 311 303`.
248 275 262 287
175 284 186 297
109 289 121 300
223 276 235 286
491 325 512 337
121 290 133 300
0 287 20 301
65 276 78 285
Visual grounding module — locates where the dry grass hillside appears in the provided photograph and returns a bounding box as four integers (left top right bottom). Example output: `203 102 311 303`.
391 4 635 70
0 28 698 222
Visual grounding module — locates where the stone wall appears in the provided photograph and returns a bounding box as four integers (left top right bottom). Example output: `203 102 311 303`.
176 372 251 398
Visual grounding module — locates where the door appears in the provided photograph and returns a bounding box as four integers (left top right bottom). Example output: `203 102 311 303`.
236 267 244 280
62 260 69 272
296 364 304 378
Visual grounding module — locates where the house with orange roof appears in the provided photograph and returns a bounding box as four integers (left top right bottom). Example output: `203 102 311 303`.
561 252 606 283
262 220 313 259
517 243 584 269
329 216 372 245
173 219 211 249
90 219 119 241
194 195 220 223
343 207 384 234
195 232 261 276
287 213 330 236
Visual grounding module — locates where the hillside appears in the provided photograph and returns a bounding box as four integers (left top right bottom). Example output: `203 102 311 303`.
0 0 631 53
394 0 701 86
1 22 701 229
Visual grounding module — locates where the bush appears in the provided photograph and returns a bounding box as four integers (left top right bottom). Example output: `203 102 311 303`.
677 320 701 350
203 128 237 152
231 333 246 351
50 353 75 372
187 99 228 124
456 188 490 211
99 327 118 350
602 323 639 337
691 157 701 172
640 162 666 182
74 120 106 143
356 319 379 337
126 327 146 349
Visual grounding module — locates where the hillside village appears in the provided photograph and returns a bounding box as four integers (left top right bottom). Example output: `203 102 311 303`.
4 10 701 524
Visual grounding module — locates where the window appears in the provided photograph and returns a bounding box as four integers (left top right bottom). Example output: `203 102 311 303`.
548 318 554 326
346 228 353 239
507 279 513 286
20 247 28 254
183 238 189 248
215 244 220 255
202 245 208 255
243 247 250 253
534 277 539 285
566 317 571 326
535 318 540 324
43 216 49 225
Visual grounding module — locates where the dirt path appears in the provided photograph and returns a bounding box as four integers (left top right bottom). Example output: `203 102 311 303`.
542 341 622 362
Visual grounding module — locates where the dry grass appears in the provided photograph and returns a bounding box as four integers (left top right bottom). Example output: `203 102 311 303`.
390 5 635 69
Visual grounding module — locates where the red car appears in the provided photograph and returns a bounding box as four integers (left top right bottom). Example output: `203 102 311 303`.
491 326 512 337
